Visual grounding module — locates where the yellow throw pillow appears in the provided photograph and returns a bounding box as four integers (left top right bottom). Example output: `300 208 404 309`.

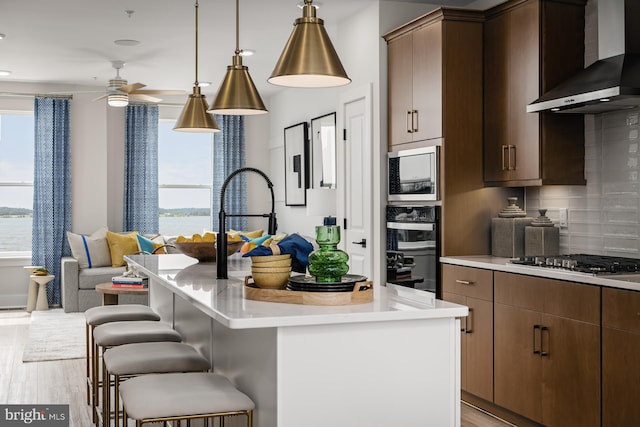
106 231 140 267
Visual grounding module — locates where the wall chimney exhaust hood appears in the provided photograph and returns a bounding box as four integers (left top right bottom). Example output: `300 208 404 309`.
527 0 640 114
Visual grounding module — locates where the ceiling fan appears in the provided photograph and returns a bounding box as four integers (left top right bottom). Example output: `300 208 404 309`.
94 60 185 107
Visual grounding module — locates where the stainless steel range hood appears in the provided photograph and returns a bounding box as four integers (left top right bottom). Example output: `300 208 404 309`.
527 0 640 114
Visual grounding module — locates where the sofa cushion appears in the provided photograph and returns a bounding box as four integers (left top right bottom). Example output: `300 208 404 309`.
79 265 127 290
67 227 112 268
107 231 140 267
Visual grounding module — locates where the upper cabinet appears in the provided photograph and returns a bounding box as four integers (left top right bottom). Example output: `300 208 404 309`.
386 19 443 148
483 0 587 186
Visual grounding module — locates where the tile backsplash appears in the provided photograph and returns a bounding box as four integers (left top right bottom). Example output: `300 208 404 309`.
525 108 640 257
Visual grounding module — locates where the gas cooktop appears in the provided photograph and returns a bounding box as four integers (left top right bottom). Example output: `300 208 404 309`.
510 254 640 276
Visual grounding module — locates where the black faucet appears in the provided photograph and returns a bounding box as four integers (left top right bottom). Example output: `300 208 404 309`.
217 167 278 279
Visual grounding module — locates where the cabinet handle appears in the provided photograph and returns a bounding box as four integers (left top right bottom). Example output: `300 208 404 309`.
455 279 474 285
412 110 418 133
406 111 413 133
508 145 516 171
541 326 549 357
461 315 467 333
501 145 509 171
466 308 473 334
533 324 541 354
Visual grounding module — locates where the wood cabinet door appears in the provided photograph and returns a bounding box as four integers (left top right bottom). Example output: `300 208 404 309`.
388 33 414 148
507 0 540 182
483 12 509 183
465 296 493 402
412 21 442 142
541 314 600 427
602 327 640 427
494 303 543 423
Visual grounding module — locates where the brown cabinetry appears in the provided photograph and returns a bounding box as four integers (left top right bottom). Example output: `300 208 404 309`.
602 287 640 426
483 0 586 186
493 272 600 427
442 265 493 402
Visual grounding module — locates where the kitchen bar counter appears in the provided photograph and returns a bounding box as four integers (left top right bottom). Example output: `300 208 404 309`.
126 254 467 427
441 255 640 292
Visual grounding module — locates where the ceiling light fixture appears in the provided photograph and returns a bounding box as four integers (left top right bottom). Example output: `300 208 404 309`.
209 0 267 115
107 61 129 107
268 0 350 88
108 93 129 107
174 0 220 132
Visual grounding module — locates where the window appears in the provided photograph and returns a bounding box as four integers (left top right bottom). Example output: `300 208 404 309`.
0 112 35 253
157 120 214 237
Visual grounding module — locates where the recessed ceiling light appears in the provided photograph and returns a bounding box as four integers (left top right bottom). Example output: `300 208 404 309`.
240 49 255 57
114 39 141 46
0 70 12 77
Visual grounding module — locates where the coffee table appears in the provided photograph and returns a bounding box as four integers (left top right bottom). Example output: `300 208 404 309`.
95 282 149 306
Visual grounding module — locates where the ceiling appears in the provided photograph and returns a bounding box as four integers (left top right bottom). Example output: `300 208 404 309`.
0 0 505 100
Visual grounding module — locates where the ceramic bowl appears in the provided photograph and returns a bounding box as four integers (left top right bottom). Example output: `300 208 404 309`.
174 241 244 262
251 266 292 274
250 254 291 263
251 270 291 289
251 257 292 268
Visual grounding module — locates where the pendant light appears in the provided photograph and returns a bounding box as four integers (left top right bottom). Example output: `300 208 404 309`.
268 0 351 88
209 0 267 115
174 0 220 132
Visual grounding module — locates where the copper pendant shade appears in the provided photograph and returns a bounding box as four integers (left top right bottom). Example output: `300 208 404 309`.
268 0 351 88
209 0 267 115
174 0 220 132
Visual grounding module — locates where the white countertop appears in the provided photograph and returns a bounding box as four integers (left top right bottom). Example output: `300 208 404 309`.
441 255 640 292
125 254 468 329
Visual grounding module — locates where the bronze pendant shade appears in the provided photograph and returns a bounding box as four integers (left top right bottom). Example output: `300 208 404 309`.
209 0 267 115
268 0 351 88
174 0 220 132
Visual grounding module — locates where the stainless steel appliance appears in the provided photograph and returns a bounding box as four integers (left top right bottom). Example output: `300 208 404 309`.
386 205 440 296
510 254 640 276
387 146 439 202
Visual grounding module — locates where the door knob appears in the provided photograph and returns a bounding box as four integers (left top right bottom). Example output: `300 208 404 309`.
352 238 366 247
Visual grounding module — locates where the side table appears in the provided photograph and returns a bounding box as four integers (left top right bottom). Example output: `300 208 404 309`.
30 274 54 311
24 266 43 313
95 282 149 306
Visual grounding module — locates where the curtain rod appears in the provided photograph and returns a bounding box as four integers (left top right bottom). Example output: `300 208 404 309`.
0 92 73 99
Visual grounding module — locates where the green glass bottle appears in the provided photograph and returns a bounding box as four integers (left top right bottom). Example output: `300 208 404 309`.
308 217 349 283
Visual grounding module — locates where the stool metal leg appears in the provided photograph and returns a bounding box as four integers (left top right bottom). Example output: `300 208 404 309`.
86 323 90 406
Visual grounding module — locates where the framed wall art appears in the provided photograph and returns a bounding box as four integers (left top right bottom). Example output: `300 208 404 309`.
283 122 309 206
310 112 337 189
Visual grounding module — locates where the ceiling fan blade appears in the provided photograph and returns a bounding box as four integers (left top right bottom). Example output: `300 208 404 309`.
130 89 186 95
118 83 146 93
130 94 162 103
93 94 108 102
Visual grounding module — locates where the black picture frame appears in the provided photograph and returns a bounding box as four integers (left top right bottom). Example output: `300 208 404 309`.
284 122 309 206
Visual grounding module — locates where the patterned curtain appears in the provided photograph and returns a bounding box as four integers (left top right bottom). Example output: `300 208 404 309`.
123 104 159 233
212 114 247 231
32 97 72 306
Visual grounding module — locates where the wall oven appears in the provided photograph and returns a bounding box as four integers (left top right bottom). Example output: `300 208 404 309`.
386 205 440 297
387 145 439 202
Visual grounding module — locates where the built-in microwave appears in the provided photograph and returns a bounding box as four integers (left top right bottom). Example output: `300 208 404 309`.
387 146 439 202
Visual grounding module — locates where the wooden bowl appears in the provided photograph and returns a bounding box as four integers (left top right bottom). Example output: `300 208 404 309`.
174 241 244 262
251 271 291 289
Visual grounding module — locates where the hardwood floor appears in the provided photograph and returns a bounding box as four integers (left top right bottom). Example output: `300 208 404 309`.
0 309 513 427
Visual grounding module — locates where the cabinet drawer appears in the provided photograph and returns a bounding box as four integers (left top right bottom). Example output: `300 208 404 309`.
442 265 493 300
603 287 640 333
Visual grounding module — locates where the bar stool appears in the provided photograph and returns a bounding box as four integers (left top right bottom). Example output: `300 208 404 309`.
92 320 182 426
84 304 160 423
120 372 255 427
103 341 211 426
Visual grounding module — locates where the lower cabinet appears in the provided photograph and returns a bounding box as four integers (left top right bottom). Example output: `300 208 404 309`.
494 272 600 427
442 265 493 402
602 287 640 426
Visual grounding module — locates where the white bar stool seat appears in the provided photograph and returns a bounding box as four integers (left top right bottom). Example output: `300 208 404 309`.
120 372 255 426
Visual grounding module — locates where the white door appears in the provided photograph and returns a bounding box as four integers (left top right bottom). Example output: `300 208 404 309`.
339 87 372 278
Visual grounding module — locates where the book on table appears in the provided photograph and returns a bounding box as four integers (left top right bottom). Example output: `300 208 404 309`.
112 276 147 287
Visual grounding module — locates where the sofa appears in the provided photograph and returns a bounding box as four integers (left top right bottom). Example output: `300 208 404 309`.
61 257 147 312
61 228 170 312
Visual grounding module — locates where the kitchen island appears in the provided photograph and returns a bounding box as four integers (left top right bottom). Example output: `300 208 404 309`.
125 254 468 427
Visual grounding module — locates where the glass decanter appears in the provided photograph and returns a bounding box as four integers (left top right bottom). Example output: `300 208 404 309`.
308 217 349 283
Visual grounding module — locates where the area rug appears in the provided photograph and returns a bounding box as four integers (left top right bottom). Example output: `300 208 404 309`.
22 309 86 362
